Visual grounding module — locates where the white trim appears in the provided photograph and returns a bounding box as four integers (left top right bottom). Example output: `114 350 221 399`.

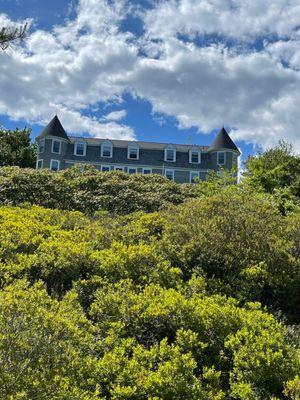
50 159 60 171
189 148 201 164
217 151 226 166
164 144 176 162
128 167 137 174
127 143 140 160
101 140 113 158
164 169 174 180
51 139 61 154
114 166 124 171
190 171 200 183
64 160 211 173
74 140 86 156
142 168 152 174
36 159 43 169
101 164 111 172
38 138 45 154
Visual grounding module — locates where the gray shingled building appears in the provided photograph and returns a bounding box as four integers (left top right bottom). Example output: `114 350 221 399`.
35 115 240 183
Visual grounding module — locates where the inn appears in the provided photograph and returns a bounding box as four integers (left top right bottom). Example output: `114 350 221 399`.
35 115 240 183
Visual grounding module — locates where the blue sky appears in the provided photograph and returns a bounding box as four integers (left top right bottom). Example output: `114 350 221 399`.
1 0 300 159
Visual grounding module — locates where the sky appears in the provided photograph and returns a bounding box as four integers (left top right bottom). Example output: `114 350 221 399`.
1 0 300 161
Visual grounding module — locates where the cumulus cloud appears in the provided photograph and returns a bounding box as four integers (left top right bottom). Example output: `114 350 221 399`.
102 109 127 121
1 0 300 150
0 1 136 140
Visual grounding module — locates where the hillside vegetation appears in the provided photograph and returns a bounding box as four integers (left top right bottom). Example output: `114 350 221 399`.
0 142 299 399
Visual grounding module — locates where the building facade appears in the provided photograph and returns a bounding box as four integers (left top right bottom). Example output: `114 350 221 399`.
35 115 240 183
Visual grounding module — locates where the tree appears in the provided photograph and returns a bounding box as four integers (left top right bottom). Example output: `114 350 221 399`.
0 127 36 168
0 24 27 50
244 141 300 199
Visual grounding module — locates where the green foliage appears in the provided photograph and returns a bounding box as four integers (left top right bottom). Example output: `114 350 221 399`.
0 166 192 214
90 282 297 399
244 141 300 209
161 187 300 322
0 141 299 398
0 280 98 399
0 128 36 168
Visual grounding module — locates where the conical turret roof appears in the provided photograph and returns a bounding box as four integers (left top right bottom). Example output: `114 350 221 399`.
37 115 70 141
209 127 239 153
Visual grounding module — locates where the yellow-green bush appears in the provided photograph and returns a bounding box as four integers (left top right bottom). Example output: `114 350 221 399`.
0 191 299 398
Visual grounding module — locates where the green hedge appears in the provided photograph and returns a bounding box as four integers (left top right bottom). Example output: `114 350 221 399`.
0 166 197 214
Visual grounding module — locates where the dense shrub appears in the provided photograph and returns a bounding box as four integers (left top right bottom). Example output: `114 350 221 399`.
0 157 299 398
161 187 300 322
0 166 195 214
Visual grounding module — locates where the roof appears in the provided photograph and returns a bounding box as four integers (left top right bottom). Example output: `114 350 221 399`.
37 115 70 141
209 127 240 153
69 136 209 153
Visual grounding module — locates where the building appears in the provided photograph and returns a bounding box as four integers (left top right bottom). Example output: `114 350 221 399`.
35 115 240 183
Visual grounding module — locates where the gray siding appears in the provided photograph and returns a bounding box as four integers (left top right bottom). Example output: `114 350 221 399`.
36 138 238 183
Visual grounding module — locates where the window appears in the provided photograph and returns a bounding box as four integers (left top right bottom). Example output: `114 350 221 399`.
101 165 111 172
164 146 176 162
127 144 139 159
101 141 113 158
36 159 43 169
165 169 174 180
52 139 61 154
217 151 226 165
233 153 238 164
142 168 152 174
50 159 60 171
189 149 201 164
74 141 86 156
114 166 124 171
38 139 45 154
128 167 137 174
190 171 199 183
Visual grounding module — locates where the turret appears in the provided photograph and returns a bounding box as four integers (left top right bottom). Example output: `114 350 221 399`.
209 127 240 170
35 115 70 171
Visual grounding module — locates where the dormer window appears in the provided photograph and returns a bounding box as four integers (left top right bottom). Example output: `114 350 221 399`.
74 141 86 156
164 145 176 162
127 143 139 160
189 148 201 164
51 139 61 154
217 151 226 165
101 140 113 158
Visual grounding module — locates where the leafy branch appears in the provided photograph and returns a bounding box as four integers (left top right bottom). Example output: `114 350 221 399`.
0 23 27 50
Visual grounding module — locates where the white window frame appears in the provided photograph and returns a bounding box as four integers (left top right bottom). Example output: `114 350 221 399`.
189 149 201 164
50 159 60 172
38 139 45 154
101 165 111 172
127 144 140 160
101 140 113 158
164 169 174 180
142 168 152 174
128 167 137 174
36 159 43 169
51 139 61 154
74 141 86 156
190 171 200 183
114 166 124 171
164 145 176 162
217 151 226 166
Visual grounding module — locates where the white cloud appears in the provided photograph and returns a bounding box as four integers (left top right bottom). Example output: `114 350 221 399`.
0 3 136 140
143 0 300 41
1 0 300 151
102 109 127 121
